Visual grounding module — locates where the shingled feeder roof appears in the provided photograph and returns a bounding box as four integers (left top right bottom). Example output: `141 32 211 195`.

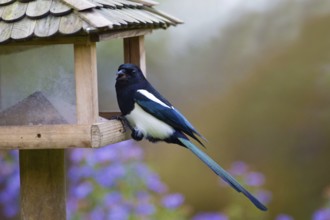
0 0 182 44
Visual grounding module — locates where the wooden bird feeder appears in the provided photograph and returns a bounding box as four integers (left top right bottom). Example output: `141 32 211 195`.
0 0 181 219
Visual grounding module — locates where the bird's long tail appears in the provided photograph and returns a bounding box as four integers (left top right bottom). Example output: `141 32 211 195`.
178 137 267 211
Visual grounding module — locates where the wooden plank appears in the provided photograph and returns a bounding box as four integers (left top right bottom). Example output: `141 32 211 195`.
20 149 66 220
26 0 52 19
61 0 96 11
115 0 142 7
79 9 114 28
59 12 83 34
50 0 72 16
0 121 127 149
74 43 98 124
34 15 60 37
103 0 123 8
110 9 140 24
143 7 184 25
88 0 103 7
0 124 91 149
94 0 116 7
120 8 148 24
136 9 165 24
124 35 146 74
97 8 124 26
2 1 28 22
124 8 154 24
0 22 13 43
144 9 172 24
92 120 128 147
96 28 151 41
11 17 36 40
82 20 97 33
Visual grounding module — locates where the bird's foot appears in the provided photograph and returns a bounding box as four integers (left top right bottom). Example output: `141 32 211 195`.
131 129 144 141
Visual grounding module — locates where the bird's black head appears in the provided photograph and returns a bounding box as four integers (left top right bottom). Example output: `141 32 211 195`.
116 63 146 83
115 63 147 115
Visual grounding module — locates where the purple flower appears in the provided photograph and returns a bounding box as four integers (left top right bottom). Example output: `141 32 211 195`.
229 161 248 176
0 175 20 202
135 203 155 216
276 214 294 220
84 146 122 166
192 212 228 220
104 192 122 206
0 161 16 176
93 147 119 163
70 149 85 163
68 166 93 182
162 193 185 209
67 198 79 215
106 163 126 178
135 163 151 177
146 173 167 193
107 140 139 161
108 205 130 220
3 202 19 218
313 208 330 220
89 207 106 220
136 191 150 202
134 164 166 193
95 163 126 187
74 182 93 199
9 150 18 160
133 191 155 215
244 172 265 186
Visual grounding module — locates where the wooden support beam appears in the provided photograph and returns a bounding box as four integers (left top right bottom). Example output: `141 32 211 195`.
0 121 127 149
124 35 146 74
74 43 98 124
97 29 151 42
20 150 66 220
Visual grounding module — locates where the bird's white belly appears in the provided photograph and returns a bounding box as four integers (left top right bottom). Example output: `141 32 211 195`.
126 104 174 139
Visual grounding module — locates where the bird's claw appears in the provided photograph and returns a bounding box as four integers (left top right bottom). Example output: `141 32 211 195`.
131 129 144 141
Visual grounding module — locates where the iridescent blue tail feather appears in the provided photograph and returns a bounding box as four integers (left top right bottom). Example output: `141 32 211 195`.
178 137 268 211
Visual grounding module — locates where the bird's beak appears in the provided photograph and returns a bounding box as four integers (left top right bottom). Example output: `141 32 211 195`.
116 69 127 80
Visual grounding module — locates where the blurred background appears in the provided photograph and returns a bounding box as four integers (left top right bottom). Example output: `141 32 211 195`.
100 0 330 219
1 0 330 219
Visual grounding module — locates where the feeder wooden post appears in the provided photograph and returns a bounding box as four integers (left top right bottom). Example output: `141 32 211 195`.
74 43 99 124
20 150 66 220
124 36 146 74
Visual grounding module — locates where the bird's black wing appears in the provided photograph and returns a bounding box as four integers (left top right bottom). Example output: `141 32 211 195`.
134 90 205 145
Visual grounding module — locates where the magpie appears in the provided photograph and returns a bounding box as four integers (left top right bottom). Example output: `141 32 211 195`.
115 63 267 211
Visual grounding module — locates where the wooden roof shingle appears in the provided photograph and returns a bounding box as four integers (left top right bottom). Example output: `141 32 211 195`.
0 0 182 44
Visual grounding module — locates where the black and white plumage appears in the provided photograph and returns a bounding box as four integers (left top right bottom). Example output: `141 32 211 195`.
115 63 267 211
